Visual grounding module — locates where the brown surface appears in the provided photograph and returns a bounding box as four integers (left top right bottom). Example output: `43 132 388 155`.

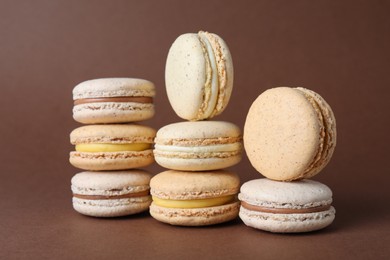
0 0 389 259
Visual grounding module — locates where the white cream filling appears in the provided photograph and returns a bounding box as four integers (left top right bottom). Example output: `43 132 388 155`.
155 143 241 153
199 33 219 118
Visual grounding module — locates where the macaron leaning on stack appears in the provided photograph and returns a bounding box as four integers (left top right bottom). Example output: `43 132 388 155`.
69 78 157 217
150 31 242 226
240 87 337 233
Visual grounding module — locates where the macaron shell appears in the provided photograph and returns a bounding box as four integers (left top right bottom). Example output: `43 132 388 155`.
154 155 241 171
244 87 324 181
239 205 335 233
73 102 154 124
69 150 154 171
150 201 240 226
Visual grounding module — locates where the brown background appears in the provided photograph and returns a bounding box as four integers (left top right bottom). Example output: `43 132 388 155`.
1 0 389 259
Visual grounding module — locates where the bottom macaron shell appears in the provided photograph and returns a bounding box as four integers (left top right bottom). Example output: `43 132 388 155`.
69 150 154 171
239 206 335 233
154 155 241 171
73 196 152 217
150 201 240 226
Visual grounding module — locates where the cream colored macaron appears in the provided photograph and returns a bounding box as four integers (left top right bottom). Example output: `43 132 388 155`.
154 121 242 171
71 170 152 217
70 124 156 171
244 87 337 181
73 78 155 124
150 170 240 226
165 31 234 121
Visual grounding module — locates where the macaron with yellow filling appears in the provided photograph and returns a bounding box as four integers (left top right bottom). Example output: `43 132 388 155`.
154 121 242 171
70 124 156 171
73 78 155 124
71 170 152 217
238 178 336 233
165 31 233 121
150 170 240 226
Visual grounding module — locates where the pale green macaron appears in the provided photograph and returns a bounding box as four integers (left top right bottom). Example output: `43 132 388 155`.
154 121 242 171
165 31 234 121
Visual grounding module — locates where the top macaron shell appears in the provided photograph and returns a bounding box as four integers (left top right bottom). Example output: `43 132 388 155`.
154 121 242 171
73 78 155 124
244 87 336 181
165 31 234 121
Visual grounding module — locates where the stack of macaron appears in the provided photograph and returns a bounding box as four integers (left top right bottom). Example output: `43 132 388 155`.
69 78 157 217
240 87 337 233
150 31 242 226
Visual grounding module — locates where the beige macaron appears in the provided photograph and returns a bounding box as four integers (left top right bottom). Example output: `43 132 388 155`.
244 87 337 181
165 31 234 121
150 170 240 226
70 124 156 171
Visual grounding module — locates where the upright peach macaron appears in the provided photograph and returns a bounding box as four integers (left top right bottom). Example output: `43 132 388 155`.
150 170 240 226
73 78 155 124
165 31 234 121
244 87 337 181
154 121 242 171
70 124 156 171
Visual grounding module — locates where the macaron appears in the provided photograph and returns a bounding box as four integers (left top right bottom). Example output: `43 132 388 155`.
70 124 156 171
73 78 155 124
244 87 337 181
238 178 336 233
150 170 240 226
154 121 242 171
71 170 152 217
165 31 234 121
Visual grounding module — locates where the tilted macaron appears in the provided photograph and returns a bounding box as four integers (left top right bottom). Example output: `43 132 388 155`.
244 87 337 181
70 124 156 171
154 121 242 171
71 170 152 217
165 31 234 121
150 170 240 226
238 178 336 233
73 78 155 124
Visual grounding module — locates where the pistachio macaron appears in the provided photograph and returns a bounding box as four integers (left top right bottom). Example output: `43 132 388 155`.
244 87 337 181
154 121 242 171
70 124 156 171
150 170 240 226
238 178 336 233
71 170 152 217
165 31 234 121
73 78 155 124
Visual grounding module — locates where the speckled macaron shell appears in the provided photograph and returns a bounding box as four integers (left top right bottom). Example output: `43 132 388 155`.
73 78 155 124
238 178 335 233
154 121 242 171
244 87 336 181
70 124 156 171
150 170 240 226
165 31 233 121
71 170 152 217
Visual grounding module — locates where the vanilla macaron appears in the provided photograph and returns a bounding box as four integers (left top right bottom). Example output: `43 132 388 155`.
165 31 234 121
244 87 337 181
70 124 156 171
150 170 240 226
71 170 152 217
154 121 242 171
73 78 155 124
239 178 335 233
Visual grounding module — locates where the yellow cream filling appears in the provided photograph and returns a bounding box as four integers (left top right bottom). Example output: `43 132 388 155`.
75 143 151 152
152 195 235 208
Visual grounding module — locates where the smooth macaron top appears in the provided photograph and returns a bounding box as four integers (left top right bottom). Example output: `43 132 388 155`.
165 31 233 121
244 87 336 181
70 124 156 145
155 121 241 144
150 170 240 200
239 178 332 209
73 78 155 100
71 170 152 196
